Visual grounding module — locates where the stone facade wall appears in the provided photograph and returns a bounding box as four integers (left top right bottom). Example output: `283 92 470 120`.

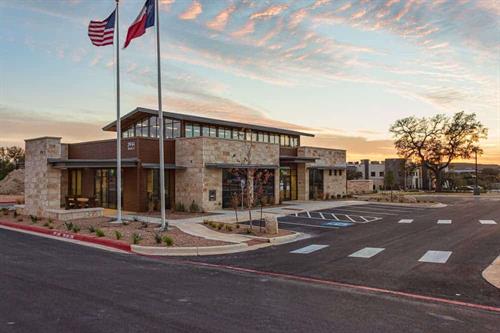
24 137 63 217
347 180 374 194
175 137 280 211
298 146 347 199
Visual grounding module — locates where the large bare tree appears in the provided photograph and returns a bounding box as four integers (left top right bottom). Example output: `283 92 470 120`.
389 111 487 191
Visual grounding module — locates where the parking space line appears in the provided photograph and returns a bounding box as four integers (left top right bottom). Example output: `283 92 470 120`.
437 219 452 224
398 219 414 223
290 244 329 254
479 220 497 225
330 213 339 220
319 212 325 219
418 250 452 264
348 247 385 258
360 216 369 222
344 215 356 222
306 211 311 218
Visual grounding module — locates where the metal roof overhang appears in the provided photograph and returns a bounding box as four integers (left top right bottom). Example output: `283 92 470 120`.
205 163 279 169
279 156 318 163
103 107 315 138
48 158 139 169
141 163 186 170
308 164 347 170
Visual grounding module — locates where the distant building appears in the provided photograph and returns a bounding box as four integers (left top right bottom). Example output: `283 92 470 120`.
348 158 423 191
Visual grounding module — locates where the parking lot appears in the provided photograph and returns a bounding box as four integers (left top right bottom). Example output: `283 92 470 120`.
191 198 500 306
277 203 427 231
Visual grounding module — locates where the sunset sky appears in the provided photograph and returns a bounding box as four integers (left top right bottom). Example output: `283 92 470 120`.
1 0 499 163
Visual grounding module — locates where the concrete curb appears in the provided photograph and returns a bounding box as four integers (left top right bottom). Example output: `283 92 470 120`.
131 242 271 256
0 220 132 252
482 255 500 289
268 232 303 244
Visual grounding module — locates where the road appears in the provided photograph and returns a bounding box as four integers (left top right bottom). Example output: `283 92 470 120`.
1 196 499 332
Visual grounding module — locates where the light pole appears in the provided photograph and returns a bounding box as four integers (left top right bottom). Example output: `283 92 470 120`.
474 148 480 196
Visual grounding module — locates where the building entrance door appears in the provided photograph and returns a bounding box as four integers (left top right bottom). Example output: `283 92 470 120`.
280 167 297 201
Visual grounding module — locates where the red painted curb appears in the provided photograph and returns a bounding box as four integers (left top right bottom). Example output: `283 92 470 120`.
0 221 131 252
184 261 500 314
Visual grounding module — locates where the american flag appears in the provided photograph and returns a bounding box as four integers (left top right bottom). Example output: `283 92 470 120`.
88 10 116 47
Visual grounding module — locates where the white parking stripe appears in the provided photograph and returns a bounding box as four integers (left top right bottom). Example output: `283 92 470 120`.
437 219 452 224
329 208 398 216
348 247 385 258
418 250 452 264
344 215 356 222
479 220 497 225
330 213 339 220
319 212 325 219
290 244 329 254
360 216 369 222
398 219 414 223
306 211 311 218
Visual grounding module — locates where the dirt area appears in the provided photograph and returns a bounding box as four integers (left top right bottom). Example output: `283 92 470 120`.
202 220 293 238
0 169 24 195
355 192 435 204
0 210 229 247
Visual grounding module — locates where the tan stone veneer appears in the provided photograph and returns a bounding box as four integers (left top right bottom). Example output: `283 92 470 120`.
297 147 347 199
24 137 67 217
175 137 280 212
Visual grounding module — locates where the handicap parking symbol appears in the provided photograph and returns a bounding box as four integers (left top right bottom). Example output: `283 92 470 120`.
321 221 353 227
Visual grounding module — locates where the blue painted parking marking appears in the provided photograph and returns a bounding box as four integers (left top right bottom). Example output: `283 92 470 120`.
321 221 353 227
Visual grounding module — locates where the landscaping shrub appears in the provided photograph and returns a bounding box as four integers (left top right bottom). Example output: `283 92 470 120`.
236 224 240 229
17 217 23 222
154 232 162 244
30 215 38 224
203 220 209 225
114 230 123 240
140 221 148 229
72 225 81 233
88 225 96 233
217 223 223 230
13 211 18 218
2 208 9 216
175 202 186 212
64 222 74 231
48 218 53 224
245 228 253 235
43 222 50 227
225 224 233 232
162 235 173 247
189 201 200 213
132 233 142 245
95 228 105 237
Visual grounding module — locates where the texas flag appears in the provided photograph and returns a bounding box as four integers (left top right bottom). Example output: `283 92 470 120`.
124 0 155 48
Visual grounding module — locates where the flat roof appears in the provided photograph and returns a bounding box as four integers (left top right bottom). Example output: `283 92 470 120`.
103 107 314 137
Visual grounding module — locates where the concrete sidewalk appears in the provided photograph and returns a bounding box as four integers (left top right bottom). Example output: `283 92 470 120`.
483 255 500 289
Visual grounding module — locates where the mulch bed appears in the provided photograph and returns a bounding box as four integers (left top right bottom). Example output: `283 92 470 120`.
0 211 229 247
202 220 293 238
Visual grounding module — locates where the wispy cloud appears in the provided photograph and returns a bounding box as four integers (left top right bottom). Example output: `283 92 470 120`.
207 4 236 31
179 0 202 20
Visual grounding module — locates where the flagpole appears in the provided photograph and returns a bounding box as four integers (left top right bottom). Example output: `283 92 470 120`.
155 0 167 230
115 0 122 223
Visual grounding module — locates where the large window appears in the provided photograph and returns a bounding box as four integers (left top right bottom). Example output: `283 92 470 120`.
149 116 159 138
185 123 201 137
69 169 82 196
309 169 324 200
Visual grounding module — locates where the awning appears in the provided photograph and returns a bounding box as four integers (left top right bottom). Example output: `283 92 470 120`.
48 158 139 169
205 163 279 169
141 163 186 170
279 156 318 163
308 164 347 170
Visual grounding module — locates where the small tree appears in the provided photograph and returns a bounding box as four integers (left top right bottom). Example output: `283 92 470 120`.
384 170 395 202
0 146 25 181
390 111 487 192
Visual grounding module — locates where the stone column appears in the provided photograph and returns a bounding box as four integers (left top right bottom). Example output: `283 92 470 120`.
297 163 309 200
24 137 63 217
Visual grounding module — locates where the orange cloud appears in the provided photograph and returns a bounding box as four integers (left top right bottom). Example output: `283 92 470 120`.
179 0 202 20
250 4 288 20
207 5 236 31
231 20 255 37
